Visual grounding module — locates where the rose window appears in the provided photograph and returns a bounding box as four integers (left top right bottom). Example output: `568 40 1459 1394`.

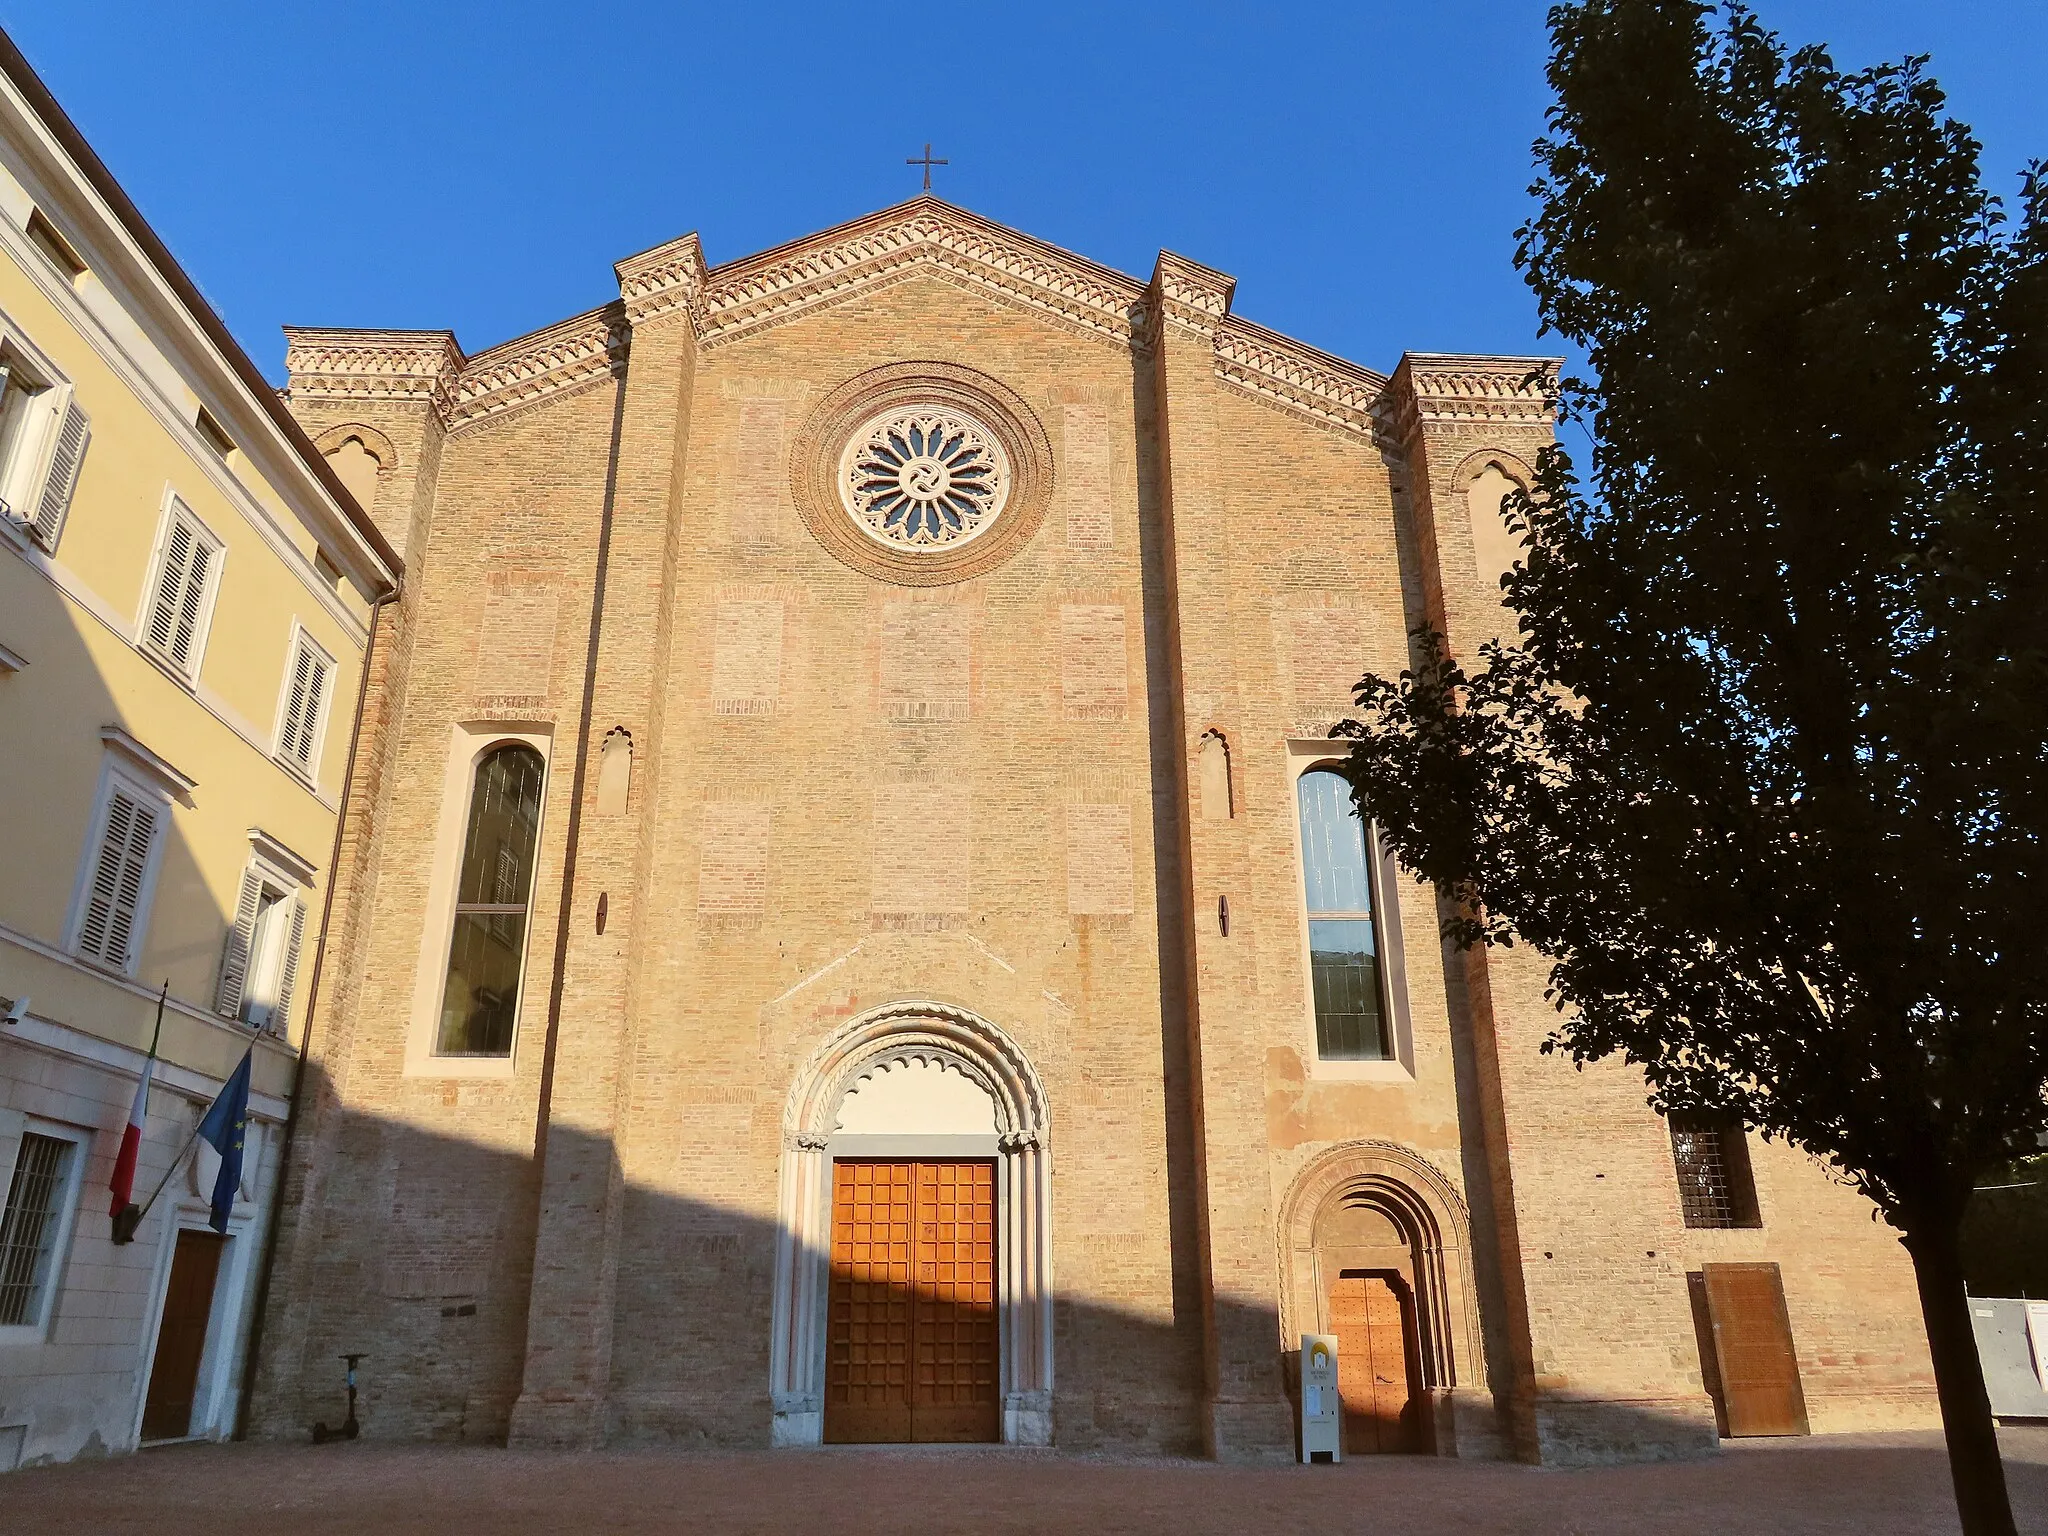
839 409 1011 550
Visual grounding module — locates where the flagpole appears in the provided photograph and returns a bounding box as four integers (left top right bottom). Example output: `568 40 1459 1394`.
108 982 168 1245
145 978 167 1057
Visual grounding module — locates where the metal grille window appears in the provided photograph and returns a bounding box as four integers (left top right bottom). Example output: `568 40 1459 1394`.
1671 1114 1762 1229
1296 766 1390 1060
436 743 545 1057
0 1133 76 1327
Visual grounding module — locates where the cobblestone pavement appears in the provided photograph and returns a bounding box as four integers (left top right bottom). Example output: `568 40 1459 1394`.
9 1428 2047 1535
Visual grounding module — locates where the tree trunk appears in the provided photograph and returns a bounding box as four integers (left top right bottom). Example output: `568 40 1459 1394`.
1903 1211 2016 1536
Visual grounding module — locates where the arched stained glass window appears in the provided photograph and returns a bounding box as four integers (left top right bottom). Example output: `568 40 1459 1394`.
437 743 544 1057
1296 766 1389 1060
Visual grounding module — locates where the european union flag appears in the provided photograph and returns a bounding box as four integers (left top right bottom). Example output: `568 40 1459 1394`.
196 1048 252 1234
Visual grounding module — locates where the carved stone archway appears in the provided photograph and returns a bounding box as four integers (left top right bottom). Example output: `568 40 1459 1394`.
770 1000 1052 1447
1278 1140 1488 1455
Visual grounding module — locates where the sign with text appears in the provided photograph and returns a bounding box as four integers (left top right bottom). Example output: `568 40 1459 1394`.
1301 1333 1342 1463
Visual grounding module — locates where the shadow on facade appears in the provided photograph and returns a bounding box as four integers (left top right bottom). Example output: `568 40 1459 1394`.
250 1081 1740 1465
1 553 263 1468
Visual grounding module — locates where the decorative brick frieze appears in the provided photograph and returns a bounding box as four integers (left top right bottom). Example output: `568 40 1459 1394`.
1384 352 1560 445
1214 318 1388 441
449 307 629 430
283 326 464 418
700 196 1148 350
615 230 709 328
1149 251 1236 338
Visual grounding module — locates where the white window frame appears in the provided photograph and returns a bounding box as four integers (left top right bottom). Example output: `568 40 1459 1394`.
214 835 312 1038
0 1113 91 1345
64 752 175 978
404 724 551 1079
136 491 225 685
131 1168 262 1447
0 313 86 553
1286 742 1415 1081
270 621 336 786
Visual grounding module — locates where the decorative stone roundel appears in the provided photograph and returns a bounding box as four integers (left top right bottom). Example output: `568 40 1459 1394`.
841 408 1011 550
792 361 1054 587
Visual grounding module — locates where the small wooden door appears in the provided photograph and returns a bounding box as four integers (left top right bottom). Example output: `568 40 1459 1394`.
142 1230 225 1441
1700 1262 1809 1436
1327 1270 1415 1453
825 1160 998 1444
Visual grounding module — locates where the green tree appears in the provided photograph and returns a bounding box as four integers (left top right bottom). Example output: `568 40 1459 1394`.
1336 4 2047 1532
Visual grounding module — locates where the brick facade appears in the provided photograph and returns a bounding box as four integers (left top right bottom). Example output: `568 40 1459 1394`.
248 198 1937 1463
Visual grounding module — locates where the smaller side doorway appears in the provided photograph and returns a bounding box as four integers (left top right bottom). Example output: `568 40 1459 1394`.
141 1229 225 1441
1692 1262 1810 1437
1328 1269 1419 1453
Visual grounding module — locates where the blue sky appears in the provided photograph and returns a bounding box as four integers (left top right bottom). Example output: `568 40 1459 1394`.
7 3 2041 381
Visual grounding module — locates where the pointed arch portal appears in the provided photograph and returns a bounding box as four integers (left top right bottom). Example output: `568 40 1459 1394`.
770 1001 1052 1446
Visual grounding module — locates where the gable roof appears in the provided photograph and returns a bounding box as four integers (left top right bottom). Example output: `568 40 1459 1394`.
291 197 1556 451
695 194 1151 351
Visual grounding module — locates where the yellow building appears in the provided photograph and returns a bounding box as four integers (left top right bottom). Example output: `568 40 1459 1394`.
0 35 397 1467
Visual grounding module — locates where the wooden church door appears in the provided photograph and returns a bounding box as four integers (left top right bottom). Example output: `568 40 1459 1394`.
1699 1262 1810 1436
825 1160 999 1443
1328 1270 1416 1453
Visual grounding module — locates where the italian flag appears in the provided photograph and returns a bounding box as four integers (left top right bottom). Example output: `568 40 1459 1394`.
108 1047 155 1217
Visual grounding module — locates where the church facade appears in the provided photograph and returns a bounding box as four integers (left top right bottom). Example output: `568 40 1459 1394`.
248 199 1937 1462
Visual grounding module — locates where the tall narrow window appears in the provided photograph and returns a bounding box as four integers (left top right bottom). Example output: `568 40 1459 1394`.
0 1131 79 1330
1670 1114 1762 1229
74 783 161 973
0 342 87 553
216 866 307 1035
142 499 222 682
437 744 545 1057
1296 766 1388 1060
275 630 333 778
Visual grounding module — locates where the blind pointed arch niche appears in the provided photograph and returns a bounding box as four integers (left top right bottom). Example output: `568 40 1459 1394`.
791 362 1055 587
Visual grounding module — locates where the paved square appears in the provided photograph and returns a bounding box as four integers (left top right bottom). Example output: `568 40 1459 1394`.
8 1430 2047 1535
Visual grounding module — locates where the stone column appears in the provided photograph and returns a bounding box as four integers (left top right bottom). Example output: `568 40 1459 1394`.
1385 354 1718 1464
1145 254 1296 1462
507 235 707 1449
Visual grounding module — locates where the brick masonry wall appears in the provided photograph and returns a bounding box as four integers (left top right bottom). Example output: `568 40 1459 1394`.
251 222 1936 1462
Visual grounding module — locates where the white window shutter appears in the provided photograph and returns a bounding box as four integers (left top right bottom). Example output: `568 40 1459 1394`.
278 638 329 773
301 650 330 771
214 867 263 1018
78 789 157 971
278 643 311 764
169 536 212 669
30 399 88 552
270 898 308 1034
147 516 193 656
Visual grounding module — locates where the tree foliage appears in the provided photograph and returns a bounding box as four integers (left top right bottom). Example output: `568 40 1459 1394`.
1337 4 2046 1530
